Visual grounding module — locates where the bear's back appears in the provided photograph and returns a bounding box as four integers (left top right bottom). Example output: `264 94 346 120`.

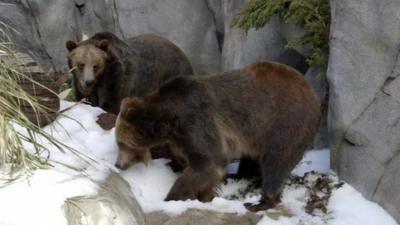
193 62 320 147
110 33 193 101
126 33 193 77
204 61 319 117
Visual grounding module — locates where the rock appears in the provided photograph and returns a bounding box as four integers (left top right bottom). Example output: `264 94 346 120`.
305 67 329 148
146 209 261 225
373 153 400 222
96 112 117 130
115 0 221 74
0 1 53 70
205 0 224 51
23 0 77 71
64 172 146 225
328 0 400 152
218 0 308 73
328 0 400 221
1 0 309 75
344 92 400 164
1 0 221 74
220 0 285 71
384 65 400 103
339 90 400 220
23 0 118 71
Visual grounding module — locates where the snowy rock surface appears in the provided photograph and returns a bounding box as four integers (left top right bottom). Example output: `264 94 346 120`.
64 172 145 225
145 209 261 225
328 0 400 221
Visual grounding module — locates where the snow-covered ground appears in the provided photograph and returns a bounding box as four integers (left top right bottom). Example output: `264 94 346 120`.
0 102 397 225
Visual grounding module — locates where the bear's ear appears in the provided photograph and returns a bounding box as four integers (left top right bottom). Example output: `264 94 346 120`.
66 40 78 52
97 39 109 52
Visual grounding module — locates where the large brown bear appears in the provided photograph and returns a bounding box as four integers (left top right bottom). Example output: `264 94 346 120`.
66 32 193 114
115 61 320 212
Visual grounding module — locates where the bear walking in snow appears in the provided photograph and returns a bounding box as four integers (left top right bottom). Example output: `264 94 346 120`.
114 61 320 212
66 32 193 114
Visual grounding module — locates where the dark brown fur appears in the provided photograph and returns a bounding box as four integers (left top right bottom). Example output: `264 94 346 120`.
66 32 193 114
115 61 320 211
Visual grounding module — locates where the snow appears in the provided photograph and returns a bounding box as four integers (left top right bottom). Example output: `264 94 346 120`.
117 148 332 216
81 33 89 41
328 184 398 225
120 159 256 215
0 101 398 225
255 176 399 225
0 102 117 225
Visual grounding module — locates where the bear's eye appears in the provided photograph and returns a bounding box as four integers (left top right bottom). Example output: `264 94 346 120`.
77 64 84 69
93 65 99 71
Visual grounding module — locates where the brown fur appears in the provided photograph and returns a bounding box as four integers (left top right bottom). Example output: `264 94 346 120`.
115 61 320 212
136 33 172 44
67 43 108 96
66 32 193 114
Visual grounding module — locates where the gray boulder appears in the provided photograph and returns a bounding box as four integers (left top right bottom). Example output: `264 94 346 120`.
64 172 146 225
328 0 400 221
114 0 221 74
218 0 286 71
1 0 310 75
0 1 52 70
146 209 261 225
1 0 221 74
0 0 116 71
373 152 400 222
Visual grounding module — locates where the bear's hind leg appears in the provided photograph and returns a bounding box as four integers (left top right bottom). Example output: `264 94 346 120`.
244 151 288 212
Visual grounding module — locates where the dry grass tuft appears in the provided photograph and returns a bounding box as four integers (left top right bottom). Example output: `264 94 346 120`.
0 22 89 183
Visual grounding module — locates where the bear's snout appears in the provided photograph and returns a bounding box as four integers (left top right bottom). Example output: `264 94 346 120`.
85 80 95 86
115 149 135 170
114 162 128 170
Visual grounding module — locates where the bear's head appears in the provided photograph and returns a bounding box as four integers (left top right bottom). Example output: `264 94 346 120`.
66 39 112 97
115 97 176 169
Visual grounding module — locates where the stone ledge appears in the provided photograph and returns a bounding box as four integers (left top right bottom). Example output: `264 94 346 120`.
146 209 261 225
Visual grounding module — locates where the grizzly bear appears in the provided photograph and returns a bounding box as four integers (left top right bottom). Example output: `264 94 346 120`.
114 61 320 212
66 32 193 114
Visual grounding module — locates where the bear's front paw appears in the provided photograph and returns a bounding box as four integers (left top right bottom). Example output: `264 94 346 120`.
165 189 196 201
244 194 281 212
197 188 216 202
244 201 273 212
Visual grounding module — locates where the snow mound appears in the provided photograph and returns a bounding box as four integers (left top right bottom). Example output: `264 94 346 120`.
0 101 117 225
